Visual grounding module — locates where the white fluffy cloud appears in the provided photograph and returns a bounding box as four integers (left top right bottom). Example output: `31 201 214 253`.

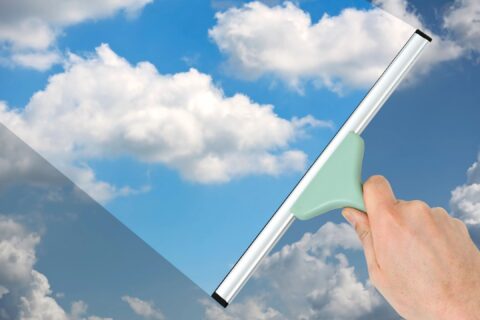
10 51 63 72
444 0 480 53
122 296 165 320
0 216 110 320
0 217 68 320
209 0 463 93
0 217 64 320
0 0 152 70
451 155 480 225
0 44 323 203
204 222 394 320
373 0 463 77
70 301 112 320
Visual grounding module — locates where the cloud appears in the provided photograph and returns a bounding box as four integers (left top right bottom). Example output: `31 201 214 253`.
0 216 66 319
0 44 323 203
443 0 480 54
209 1 463 93
450 155 480 225
0 0 152 70
373 0 463 77
211 0 285 11
0 123 64 191
0 216 110 320
122 296 165 320
203 298 285 320
10 51 62 72
203 222 396 320
69 300 112 320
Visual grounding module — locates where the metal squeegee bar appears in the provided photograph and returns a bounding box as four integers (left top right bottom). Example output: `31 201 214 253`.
213 30 431 307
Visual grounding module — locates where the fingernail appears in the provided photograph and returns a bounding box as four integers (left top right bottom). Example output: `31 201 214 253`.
342 209 355 225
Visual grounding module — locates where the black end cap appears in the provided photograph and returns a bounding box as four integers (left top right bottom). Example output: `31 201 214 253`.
212 292 229 308
415 29 432 42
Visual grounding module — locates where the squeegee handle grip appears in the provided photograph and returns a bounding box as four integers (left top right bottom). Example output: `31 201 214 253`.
291 132 365 220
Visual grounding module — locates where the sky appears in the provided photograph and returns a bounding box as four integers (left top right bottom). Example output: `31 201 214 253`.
0 0 479 319
0 0 419 295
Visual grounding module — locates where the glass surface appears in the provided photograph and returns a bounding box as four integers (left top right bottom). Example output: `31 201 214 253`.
0 0 414 294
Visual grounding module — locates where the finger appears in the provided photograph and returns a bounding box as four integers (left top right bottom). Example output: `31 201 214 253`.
363 175 398 220
431 207 449 221
342 207 380 275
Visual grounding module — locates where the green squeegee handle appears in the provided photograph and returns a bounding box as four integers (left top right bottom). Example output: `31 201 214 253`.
291 132 366 221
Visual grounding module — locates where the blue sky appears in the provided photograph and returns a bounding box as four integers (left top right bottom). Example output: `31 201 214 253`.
0 0 479 319
0 0 418 295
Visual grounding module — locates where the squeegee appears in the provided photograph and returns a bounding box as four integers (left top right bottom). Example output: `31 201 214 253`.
0 0 433 310
213 29 432 307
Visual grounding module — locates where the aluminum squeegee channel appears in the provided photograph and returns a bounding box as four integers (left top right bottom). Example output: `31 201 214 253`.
213 30 431 308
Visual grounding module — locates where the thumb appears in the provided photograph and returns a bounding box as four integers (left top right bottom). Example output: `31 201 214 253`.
342 208 380 276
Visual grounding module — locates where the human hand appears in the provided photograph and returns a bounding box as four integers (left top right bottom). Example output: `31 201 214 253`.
342 175 480 320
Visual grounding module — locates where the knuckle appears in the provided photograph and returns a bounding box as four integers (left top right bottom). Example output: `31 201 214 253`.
432 207 449 217
453 218 468 231
379 202 397 216
432 207 450 222
432 206 445 213
355 224 370 242
409 200 430 213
